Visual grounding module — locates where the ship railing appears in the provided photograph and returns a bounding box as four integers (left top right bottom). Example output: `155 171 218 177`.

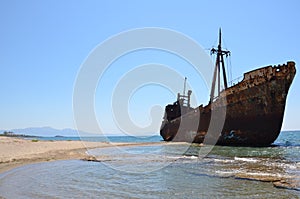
228 76 243 87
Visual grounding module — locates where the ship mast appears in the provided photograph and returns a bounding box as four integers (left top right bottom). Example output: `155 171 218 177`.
183 77 187 95
177 77 191 108
210 28 230 101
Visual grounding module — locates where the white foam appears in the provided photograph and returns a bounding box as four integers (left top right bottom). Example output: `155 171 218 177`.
181 155 199 159
213 159 235 163
243 172 286 178
234 157 258 162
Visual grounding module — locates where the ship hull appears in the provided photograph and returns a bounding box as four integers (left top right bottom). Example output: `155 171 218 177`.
160 62 296 146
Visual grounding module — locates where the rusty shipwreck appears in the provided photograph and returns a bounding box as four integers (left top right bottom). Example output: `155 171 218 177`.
160 30 296 146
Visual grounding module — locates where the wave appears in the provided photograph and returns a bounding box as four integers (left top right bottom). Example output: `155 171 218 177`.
234 157 258 162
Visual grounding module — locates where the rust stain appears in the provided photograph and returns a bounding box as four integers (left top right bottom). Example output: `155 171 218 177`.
160 62 296 146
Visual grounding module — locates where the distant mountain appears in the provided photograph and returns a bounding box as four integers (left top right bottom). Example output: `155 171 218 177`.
0 127 97 137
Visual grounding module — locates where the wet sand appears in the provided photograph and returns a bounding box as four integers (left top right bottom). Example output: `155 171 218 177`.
0 136 182 174
0 136 167 174
0 137 106 173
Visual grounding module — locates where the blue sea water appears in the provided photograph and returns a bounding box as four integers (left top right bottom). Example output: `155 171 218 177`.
0 131 299 198
32 135 162 143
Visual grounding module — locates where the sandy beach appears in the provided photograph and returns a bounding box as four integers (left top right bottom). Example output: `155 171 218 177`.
0 136 139 174
0 137 93 173
0 136 179 174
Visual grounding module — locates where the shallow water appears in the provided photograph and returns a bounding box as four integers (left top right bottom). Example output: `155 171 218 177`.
0 159 299 199
0 131 299 198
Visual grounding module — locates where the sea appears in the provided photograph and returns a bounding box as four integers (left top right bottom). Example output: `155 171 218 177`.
0 131 299 198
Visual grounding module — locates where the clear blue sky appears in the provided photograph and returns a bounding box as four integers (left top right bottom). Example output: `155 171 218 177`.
0 0 299 134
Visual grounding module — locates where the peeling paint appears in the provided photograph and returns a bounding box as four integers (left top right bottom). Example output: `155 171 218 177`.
160 62 296 147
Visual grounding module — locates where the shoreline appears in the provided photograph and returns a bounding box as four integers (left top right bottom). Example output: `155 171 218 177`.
0 136 110 174
0 137 299 191
0 136 181 174
0 148 88 174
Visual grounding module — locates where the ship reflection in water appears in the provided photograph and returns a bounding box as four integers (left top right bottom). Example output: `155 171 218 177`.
160 29 296 146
